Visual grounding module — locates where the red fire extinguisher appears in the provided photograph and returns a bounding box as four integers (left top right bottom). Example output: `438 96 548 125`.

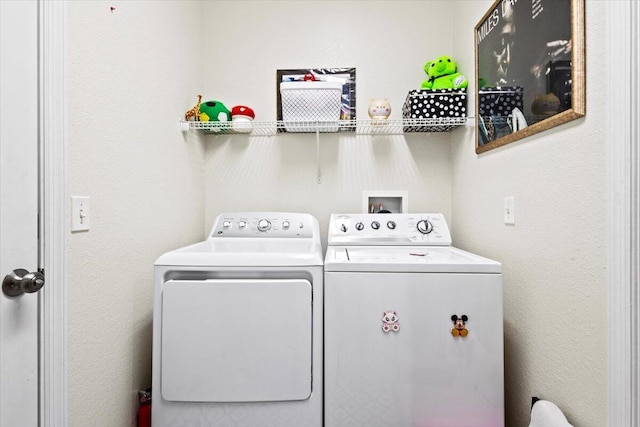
138 388 151 427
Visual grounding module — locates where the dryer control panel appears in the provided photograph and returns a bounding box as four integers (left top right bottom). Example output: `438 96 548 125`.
328 213 452 246
210 212 315 238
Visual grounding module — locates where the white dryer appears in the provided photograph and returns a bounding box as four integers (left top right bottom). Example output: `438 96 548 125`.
153 212 323 427
324 213 504 427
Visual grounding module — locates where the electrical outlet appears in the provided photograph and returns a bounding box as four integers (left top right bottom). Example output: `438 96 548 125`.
71 196 90 232
504 196 515 225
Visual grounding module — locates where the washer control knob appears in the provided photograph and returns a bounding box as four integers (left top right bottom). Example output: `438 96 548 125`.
416 219 433 234
257 219 271 232
387 221 396 230
355 222 365 231
371 221 380 230
238 221 247 230
340 223 348 233
222 221 232 229
282 220 290 230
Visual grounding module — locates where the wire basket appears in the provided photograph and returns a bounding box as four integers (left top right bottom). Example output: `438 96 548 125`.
280 81 342 132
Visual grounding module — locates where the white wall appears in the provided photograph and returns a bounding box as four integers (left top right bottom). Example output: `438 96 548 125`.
67 2 205 426
65 1 609 426
451 1 607 426
200 1 457 239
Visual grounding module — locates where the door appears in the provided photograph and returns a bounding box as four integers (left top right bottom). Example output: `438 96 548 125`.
1 0 42 425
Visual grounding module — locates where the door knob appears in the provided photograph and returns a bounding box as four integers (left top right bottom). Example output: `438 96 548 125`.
2 268 45 297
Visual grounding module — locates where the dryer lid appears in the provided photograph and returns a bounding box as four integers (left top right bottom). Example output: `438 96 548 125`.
155 212 323 267
155 239 323 266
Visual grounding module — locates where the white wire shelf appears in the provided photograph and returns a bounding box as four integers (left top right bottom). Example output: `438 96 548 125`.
179 117 467 136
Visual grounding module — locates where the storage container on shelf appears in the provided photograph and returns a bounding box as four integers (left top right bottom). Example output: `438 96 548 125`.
280 81 343 133
402 88 467 132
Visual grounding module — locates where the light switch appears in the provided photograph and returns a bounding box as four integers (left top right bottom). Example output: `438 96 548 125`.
71 196 90 232
504 196 515 225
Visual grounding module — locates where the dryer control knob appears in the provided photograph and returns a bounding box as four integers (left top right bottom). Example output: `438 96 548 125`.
257 219 271 232
416 219 433 234
282 220 291 230
238 221 247 230
355 222 365 231
371 221 380 230
340 223 348 233
222 221 232 229
387 221 396 230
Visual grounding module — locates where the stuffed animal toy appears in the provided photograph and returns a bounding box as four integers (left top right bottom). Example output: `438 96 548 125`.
230 105 255 133
199 100 231 123
421 56 468 90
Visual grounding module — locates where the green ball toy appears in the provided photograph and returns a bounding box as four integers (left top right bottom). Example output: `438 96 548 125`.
199 100 231 123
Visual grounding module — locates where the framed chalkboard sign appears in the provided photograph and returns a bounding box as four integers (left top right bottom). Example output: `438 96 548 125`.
475 0 585 153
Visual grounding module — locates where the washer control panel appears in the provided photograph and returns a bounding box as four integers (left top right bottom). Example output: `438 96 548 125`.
328 213 452 246
211 212 314 238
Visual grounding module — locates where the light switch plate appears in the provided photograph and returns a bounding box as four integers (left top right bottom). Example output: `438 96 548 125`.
504 196 515 225
71 196 90 232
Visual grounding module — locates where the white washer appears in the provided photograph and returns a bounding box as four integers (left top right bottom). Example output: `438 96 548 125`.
324 213 504 427
153 212 323 427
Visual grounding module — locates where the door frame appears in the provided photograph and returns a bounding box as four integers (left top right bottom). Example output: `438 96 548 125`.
40 1 67 425
608 1 639 426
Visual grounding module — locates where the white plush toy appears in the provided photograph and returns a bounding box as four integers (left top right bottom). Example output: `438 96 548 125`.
529 400 573 427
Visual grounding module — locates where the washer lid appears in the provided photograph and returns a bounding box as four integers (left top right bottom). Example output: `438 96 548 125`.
324 246 501 273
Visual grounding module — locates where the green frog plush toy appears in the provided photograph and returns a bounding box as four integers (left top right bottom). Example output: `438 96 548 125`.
421 56 468 90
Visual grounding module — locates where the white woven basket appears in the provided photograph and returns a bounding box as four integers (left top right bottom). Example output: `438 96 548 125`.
280 81 342 132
